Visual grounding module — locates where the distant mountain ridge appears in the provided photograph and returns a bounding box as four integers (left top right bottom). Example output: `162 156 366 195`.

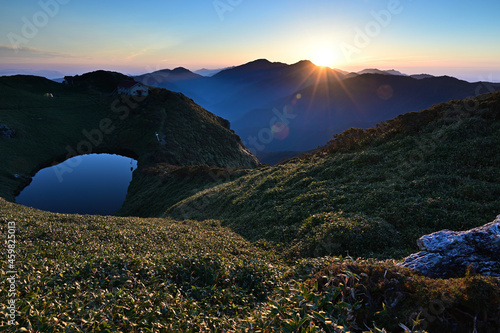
194 67 233 77
135 59 346 120
134 59 500 158
234 74 500 152
356 68 406 76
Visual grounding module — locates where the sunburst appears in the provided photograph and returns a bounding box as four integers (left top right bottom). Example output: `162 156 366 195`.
311 47 336 68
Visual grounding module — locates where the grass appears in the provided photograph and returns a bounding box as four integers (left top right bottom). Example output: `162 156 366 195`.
117 164 251 217
160 92 500 260
1 74 500 331
0 74 257 201
0 198 282 332
3 199 499 332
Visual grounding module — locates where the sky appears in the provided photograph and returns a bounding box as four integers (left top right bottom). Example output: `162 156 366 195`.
1 0 500 81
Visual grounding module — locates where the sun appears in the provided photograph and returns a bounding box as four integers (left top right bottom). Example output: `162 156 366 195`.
311 47 336 68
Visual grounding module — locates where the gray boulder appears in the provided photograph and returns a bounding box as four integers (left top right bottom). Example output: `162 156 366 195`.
399 215 500 278
0 124 15 139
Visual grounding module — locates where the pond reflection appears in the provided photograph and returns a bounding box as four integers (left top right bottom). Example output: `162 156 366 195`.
16 154 137 215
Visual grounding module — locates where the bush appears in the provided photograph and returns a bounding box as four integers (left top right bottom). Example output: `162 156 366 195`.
288 212 398 258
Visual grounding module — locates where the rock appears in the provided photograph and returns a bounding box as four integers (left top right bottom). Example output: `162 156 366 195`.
13 174 30 181
399 215 500 278
0 124 15 139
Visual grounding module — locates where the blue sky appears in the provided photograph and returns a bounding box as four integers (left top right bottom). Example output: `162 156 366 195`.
1 0 499 81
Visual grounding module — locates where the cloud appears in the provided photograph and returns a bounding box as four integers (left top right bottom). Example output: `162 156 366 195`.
0 68 65 79
123 48 149 62
0 45 75 59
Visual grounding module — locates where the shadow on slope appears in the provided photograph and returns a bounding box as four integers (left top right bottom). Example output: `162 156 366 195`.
158 92 500 259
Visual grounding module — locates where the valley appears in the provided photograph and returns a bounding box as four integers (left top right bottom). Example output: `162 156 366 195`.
136 60 500 160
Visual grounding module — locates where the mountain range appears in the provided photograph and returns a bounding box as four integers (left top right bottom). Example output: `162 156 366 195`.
135 59 500 161
1 68 500 332
194 67 233 77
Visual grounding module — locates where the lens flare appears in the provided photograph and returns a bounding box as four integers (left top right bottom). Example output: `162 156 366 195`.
271 122 290 140
292 93 302 105
377 84 393 100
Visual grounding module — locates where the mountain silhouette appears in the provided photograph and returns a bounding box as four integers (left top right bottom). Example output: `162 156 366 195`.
233 74 500 152
136 59 500 158
194 67 232 77
357 68 406 76
136 59 346 120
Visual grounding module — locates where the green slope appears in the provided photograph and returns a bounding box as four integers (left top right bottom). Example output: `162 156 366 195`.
147 92 500 259
0 73 258 202
2 77 500 332
0 198 283 331
0 83 500 333
2 197 499 332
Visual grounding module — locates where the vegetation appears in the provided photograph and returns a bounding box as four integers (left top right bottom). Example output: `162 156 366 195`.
3 199 500 332
163 92 500 259
0 198 282 332
246 258 500 333
0 74 257 201
117 164 250 217
1 74 500 331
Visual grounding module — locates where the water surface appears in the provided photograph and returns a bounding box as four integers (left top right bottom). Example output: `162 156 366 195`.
16 154 137 215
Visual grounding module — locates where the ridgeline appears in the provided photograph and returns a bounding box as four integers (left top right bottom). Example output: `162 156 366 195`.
1 73 499 331
0 72 257 202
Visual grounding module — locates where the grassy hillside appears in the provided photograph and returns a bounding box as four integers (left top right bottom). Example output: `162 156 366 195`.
0 198 282 331
127 92 500 260
2 198 500 332
117 164 251 217
2 77 500 331
0 74 257 202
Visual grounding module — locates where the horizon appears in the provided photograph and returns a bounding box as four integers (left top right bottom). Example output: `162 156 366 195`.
1 1 500 82
1 59 500 84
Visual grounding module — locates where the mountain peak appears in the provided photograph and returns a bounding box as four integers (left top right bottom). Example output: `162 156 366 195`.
410 73 435 80
358 68 406 76
247 58 272 65
291 60 316 68
172 67 193 74
237 59 288 71
194 67 233 77
135 67 201 83
213 59 287 78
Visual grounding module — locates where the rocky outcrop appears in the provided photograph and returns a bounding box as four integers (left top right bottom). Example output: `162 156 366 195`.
0 124 15 139
399 215 500 278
